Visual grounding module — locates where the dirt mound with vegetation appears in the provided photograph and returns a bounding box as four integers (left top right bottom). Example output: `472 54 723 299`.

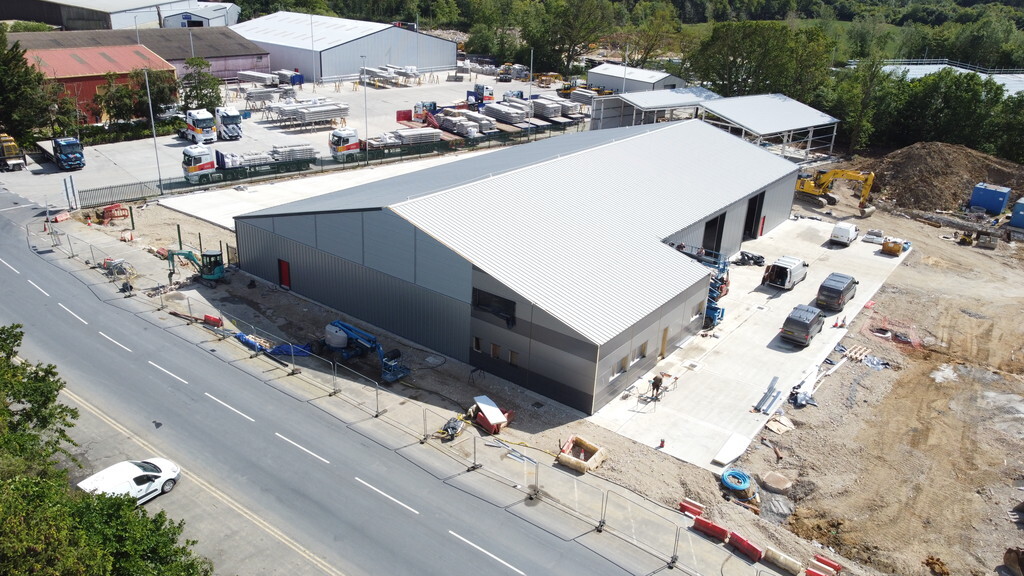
849 142 1024 211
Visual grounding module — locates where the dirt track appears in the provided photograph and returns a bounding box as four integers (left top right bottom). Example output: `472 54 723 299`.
88 143 1024 576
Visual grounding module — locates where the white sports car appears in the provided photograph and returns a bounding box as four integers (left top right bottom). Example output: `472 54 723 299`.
77 458 180 504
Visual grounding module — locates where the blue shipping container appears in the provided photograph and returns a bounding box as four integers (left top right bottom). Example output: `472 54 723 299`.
970 183 1011 214
1011 198 1024 228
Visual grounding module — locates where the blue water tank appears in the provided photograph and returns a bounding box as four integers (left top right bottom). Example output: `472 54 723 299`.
969 183 1011 214
1011 197 1024 228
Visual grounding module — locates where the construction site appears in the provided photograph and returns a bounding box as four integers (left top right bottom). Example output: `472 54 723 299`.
45 132 1020 576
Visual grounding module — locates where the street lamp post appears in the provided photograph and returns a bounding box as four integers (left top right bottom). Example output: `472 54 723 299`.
361 55 368 166
142 69 164 193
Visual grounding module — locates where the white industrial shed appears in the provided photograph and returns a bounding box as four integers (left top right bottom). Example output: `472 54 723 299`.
587 63 685 93
230 11 456 83
162 3 240 28
700 94 840 163
589 86 721 130
881 59 1024 95
233 120 798 414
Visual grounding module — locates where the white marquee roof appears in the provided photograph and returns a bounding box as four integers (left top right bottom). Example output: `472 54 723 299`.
230 11 391 51
701 94 839 135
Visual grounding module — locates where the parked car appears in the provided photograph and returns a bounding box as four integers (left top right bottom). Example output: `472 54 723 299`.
781 304 825 347
77 458 180 504
497 73 512 82
816 272 859 312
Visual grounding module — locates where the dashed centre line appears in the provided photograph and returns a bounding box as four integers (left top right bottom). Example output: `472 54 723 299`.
275 433 330 464
148 360 188 384
59 303 87 324
205 392 255 422
354 477 419 515
99 331 131 352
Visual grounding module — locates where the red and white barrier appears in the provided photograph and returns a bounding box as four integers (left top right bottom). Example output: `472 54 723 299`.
728 532 764 562
814 554 843 573
678 498 705 517
691 516 730 543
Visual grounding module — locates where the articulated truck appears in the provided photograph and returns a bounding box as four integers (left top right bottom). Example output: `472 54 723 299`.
182 143 317 184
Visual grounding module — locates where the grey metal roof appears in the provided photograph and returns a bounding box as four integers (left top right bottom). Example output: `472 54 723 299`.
390 120 796 344
240 121 793 345
701 94 839 135
230 11 392 51
589 63 674 84
618 86 721 109
8 27 266 61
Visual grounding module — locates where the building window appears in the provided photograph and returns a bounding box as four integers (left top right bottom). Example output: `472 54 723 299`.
473 288 516 329
472 337 481 352
491 343 501 359
618 356 628 374
508 350 518 366
638 342 648 359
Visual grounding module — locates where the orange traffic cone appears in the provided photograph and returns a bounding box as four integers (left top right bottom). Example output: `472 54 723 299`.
833 320 839 328
839 316 847 328
86 215 91 226
42 221 48 232
659 439 665 448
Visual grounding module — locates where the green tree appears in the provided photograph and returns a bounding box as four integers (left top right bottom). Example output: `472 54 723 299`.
430 0 461 26
901 67 1005 152
546 0 616 76
688 21 794 97
130 68 178 121
621 1 680 68
0 324 78 464
92 72 138 125
847 14 892 59
0 29 53 136
178 57 223 113
992 93 1024 163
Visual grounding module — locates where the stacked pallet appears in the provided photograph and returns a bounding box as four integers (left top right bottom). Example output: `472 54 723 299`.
481 102 528 124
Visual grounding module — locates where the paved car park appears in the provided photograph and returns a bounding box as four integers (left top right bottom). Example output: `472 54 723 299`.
590 217 908 471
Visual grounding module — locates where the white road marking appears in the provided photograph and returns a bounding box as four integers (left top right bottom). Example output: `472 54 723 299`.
275 433 330 464
28 280 48 296
99 331 131 352
354 477 419 515
58 303 87 324
204 392 255 422
0 257 18 273
148 360 188 384
60 387 346 576
449 531 525 575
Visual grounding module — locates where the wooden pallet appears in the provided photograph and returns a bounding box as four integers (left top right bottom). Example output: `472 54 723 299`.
844 345 871 361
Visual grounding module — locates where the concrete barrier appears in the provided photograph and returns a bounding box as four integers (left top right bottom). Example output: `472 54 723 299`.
763 546 802 575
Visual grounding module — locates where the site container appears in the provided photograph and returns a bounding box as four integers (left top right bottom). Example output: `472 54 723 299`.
969 183 1011 214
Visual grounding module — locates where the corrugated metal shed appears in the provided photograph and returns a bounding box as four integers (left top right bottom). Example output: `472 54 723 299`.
9 28 266 61
383 120 795 345
24 45 174 78
26 0 182 11
230 11 391 51
701 94 839 135
619 86 721 109
589 63 673 83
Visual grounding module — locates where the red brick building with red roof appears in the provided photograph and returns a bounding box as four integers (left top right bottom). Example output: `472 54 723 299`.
24 44 175 123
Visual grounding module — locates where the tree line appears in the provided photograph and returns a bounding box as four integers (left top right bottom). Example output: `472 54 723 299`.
0 324 214 574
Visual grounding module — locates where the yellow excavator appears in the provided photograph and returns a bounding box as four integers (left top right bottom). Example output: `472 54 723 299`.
795 169 876 217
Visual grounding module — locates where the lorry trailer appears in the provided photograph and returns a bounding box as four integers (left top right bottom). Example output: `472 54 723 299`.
182 143 317 184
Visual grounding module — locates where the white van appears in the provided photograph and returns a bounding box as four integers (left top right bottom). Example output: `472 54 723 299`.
762 256 809 290
830 222 860 246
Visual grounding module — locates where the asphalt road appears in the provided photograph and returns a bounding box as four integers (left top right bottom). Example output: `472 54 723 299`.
0 190 633 575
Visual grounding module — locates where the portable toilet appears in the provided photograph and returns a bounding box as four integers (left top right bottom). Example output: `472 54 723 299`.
969 183 1011 214
1011 197 1024 228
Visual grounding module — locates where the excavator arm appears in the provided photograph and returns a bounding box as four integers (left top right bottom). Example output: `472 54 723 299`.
795 169 876 216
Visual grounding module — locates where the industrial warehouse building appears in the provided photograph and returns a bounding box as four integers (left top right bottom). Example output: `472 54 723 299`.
234 121 797 414
586 63 685 94
0 0 238 31
230 12 456 83
9 28 268 80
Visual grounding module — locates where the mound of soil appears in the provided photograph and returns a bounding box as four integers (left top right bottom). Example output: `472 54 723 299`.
850 142 1024 211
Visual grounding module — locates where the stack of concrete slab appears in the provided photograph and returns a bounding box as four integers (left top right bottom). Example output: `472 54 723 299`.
481 102 528 124
395 127 441 144
295 103 350 123
245 88 279 105
570 88 597 106
538 96 581 115
436 114 479 137
239 71 278 86
529 98 563 118
271 144 317 161
386 65 420 79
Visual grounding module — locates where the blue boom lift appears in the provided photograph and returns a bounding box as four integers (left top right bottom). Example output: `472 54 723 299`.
324 321 411 383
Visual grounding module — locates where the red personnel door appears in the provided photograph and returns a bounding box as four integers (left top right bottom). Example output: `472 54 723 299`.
277 259 291 290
